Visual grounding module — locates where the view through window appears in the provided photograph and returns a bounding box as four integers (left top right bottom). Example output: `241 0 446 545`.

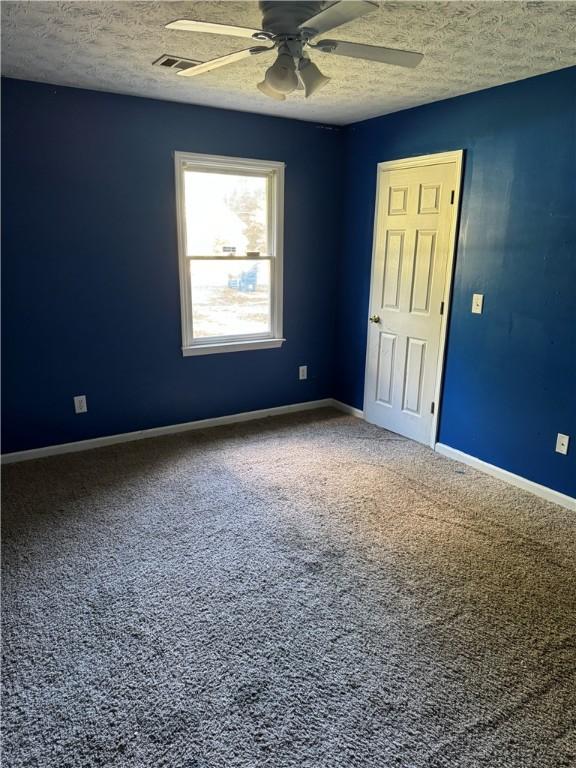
175 154 284 354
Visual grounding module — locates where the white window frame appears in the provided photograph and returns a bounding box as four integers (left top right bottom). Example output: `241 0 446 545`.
174 151 285 357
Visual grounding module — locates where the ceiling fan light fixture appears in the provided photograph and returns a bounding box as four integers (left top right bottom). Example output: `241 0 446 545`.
264 50 299 95
257 79 286 101
298 57 330 97
164 2 424 101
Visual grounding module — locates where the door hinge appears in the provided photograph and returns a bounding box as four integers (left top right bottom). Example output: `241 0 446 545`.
430 402 435 414
440 301 445 315
450 190 455 205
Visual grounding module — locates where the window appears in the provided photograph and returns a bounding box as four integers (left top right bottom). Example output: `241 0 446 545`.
175 152 285 356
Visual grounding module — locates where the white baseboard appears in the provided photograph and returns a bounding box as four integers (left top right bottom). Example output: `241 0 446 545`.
332 400 364 418
6 404 571 512
1 398 337 465
435 443 576 512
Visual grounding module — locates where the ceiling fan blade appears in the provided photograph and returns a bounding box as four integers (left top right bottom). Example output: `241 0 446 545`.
166 20 265 39
315 39 424 68
299 1 378 37
177 47 273 78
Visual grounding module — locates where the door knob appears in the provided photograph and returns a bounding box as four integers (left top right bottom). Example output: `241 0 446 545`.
369 314 381 324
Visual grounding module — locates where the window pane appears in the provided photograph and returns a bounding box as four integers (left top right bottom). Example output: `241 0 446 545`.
184 171 268 257
189 259 271 339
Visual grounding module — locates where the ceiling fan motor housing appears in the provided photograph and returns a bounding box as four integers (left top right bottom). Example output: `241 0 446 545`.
258 1 328 36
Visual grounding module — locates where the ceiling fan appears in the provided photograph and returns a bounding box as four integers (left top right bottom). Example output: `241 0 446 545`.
164 1 424 101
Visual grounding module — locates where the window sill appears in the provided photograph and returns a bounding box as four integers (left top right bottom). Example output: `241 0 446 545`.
182 338 286 357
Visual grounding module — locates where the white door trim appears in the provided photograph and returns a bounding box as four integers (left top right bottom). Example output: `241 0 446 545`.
364 149 464 447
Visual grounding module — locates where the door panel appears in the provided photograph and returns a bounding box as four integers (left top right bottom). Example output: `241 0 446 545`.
410 231 436 314
388 186 409 215
364 156 461 445
402 338 426 414
375 332 396 405
418 183 441 214
382 231 404 309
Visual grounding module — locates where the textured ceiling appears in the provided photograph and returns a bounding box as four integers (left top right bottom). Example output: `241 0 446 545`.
1 1 575 125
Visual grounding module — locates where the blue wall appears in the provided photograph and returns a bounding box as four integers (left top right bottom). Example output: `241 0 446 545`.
2 70 575 497
337 67 576 497
1 78 344 453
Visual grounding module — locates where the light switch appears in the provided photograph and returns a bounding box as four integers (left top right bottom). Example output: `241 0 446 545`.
471 293 484 314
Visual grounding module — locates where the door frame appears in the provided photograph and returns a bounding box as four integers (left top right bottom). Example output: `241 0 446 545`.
363 149 464 447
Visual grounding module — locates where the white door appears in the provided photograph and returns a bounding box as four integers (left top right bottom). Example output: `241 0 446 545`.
364 152 462 446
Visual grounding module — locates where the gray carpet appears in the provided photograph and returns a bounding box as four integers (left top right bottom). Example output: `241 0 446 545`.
2 408 575 768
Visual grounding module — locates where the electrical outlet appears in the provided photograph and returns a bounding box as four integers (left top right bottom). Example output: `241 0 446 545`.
74 395 87 414
471 293 484 314
555 433 569 455
299 365 308 381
